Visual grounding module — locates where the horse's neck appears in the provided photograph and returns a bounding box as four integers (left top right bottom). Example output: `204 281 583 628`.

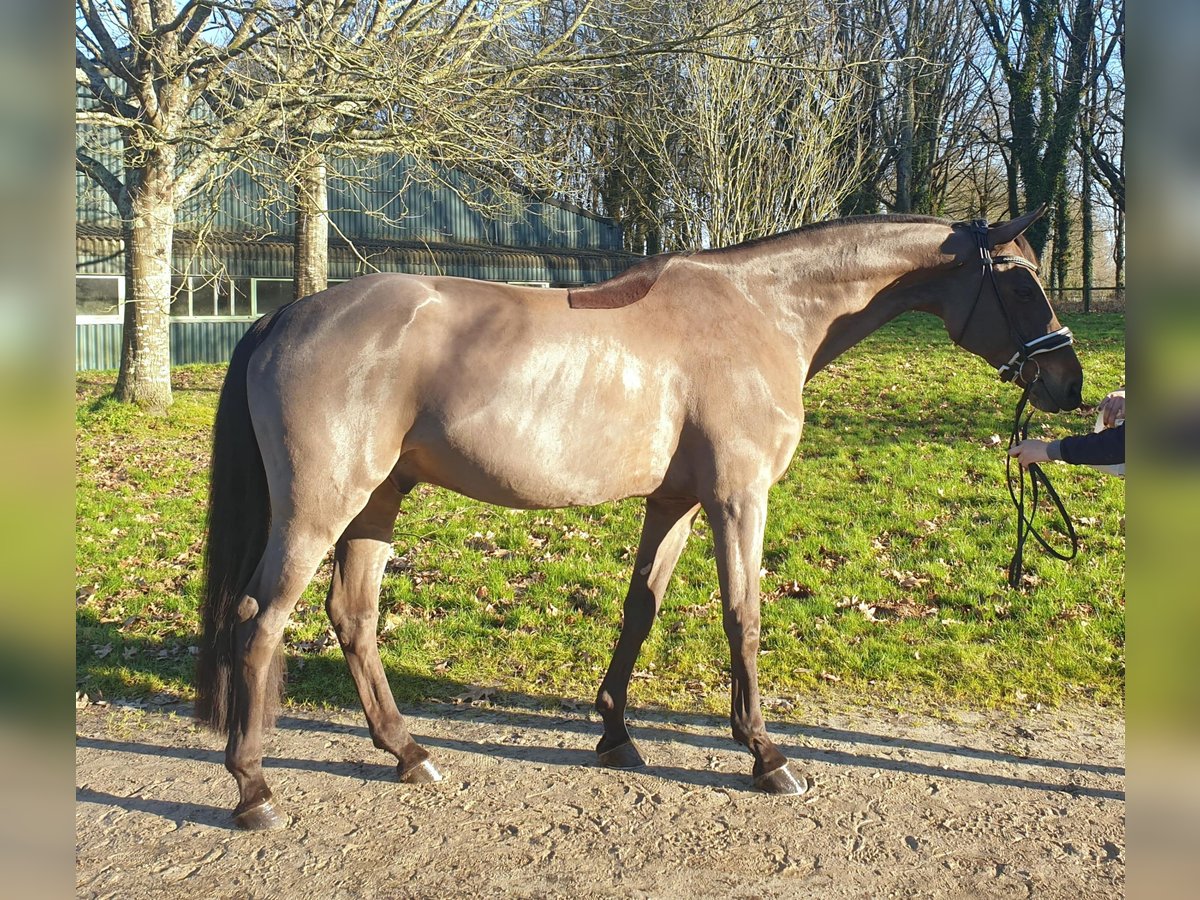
729 230 946 380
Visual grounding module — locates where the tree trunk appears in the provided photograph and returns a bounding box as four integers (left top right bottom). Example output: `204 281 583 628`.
1081 139 1094 314
1114 206 1124 293
895 62 914 213
1051 184 1071 299
1004 144 1020 219
114 156 175 414
293 147 329 301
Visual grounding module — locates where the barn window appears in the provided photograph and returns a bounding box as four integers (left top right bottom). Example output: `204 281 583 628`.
75 275 122 318
253 279 293 315
169 276 236 318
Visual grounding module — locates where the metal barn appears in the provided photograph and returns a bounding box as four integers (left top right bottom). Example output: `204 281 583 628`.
76 153 640 371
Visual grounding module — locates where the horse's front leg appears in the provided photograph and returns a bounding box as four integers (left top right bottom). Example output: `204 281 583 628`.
706 489 808 795
595 497 700 768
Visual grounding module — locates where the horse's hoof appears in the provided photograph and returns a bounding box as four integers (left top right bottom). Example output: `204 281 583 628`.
597 740 646 769
753 764 809 796
233 799 286 831
399 758 443 784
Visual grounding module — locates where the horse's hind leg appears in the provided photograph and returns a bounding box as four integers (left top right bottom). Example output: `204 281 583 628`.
226 517 342 830
325 482 441 784
595 497 700 768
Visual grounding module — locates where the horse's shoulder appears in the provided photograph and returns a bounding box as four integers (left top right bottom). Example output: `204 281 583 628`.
567 253 692 309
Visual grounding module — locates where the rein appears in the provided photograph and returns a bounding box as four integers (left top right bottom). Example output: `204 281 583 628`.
959 219 1079 589
1005 379 1078 589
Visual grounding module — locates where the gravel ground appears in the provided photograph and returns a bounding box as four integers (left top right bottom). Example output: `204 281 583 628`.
76 698 1124 898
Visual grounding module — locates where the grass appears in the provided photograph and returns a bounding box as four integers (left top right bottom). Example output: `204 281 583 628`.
75 312 1125 718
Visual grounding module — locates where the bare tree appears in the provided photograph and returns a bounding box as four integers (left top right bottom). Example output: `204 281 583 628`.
271 0 618 298
886 0 987 215
971 0 1100 255
593 0 879 248
1080 0 1124 213
76 0 363 412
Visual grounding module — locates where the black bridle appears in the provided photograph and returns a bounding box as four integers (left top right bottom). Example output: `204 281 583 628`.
957 219 1079 589
956 219 1075 384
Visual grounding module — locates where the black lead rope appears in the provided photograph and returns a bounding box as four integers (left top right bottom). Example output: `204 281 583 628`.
1005 380 1079 589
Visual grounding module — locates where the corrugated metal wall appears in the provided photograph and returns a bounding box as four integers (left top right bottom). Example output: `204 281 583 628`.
75 323 124 371
77 232 634 284
77 321 256 371
78 150 624 253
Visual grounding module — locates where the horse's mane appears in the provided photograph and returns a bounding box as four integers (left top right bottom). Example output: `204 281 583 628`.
568 214 1036 310
697 214 951 257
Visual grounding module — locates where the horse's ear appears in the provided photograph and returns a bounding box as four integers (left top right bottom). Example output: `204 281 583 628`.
987 204 1047 248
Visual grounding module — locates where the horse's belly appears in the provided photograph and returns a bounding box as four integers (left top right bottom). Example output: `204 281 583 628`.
407 365 683 508
406 415 678 509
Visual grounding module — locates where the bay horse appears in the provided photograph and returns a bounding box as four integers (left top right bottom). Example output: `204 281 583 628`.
196 208 1082 829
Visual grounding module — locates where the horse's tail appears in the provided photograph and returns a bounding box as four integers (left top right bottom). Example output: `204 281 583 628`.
195 312 284 734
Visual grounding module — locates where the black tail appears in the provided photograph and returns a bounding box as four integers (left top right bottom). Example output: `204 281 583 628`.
195 312 285 733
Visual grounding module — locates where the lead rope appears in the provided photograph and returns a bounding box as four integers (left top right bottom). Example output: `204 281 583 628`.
1005 379 1079 588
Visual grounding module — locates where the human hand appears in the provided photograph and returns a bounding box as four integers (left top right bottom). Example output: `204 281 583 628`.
1008 439 1053 468
1099 390 1125 427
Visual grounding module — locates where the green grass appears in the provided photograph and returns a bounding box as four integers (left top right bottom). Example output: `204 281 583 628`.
76 313 1125 716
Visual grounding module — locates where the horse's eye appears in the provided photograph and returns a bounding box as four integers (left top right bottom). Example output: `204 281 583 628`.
1015 285 1034 301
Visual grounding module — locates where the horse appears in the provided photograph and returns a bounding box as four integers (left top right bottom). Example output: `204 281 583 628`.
196 207 1082 830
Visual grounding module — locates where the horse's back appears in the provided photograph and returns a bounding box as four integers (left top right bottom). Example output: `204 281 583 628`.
243 272 696 509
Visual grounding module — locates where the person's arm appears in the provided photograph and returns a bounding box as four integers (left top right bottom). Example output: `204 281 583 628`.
1057 424 1125 466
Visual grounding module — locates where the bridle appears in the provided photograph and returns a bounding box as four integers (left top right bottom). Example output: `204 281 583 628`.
956 219 1079 589
955 218 1075 386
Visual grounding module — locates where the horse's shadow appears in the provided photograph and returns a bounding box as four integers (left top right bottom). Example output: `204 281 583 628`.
75 785 230 829
76 701 1124 831
75 729 746 832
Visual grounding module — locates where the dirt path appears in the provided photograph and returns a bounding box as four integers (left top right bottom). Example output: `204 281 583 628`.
76 698 1124 898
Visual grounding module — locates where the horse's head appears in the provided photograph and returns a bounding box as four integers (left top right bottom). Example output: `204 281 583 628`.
939 207 1083 413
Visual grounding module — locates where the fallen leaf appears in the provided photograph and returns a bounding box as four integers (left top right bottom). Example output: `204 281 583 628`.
776 580 813 599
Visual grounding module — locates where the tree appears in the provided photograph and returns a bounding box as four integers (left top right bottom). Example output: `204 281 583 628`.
971 0 1099 255
572 0 880 248
270 0 620 299
76 0 361 413
887 0 988 215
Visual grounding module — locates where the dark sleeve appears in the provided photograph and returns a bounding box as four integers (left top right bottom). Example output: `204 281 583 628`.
1058 424 1125 466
